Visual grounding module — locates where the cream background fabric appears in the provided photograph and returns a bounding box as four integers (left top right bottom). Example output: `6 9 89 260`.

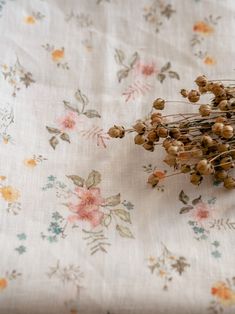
0 0 235 313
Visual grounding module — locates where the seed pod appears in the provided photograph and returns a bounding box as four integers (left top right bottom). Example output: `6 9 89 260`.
199 104 211 116
199 86 208 94
214 170 228 181
181 164 191 173
167 145 179 156
201 135 213 147
211 83 225 96
191 148 203 158
220 156 234 170
188 89 200 103
133 122 146 135
219 100 229 111
134 134 145 145
195 75 207 87
151 116 162 125
223 176 235 189
212 122 224 135
221 125 234 139
108 125 125 138
147 131 159 142
147 174 159 187
142 141 154 151
164 155 176 167
170 127 181 139
218 143 230 153
157 127 168 138
162 138 172 150
190 173 202 185
215 116 227 123
153 98 165 110
180 89 188 98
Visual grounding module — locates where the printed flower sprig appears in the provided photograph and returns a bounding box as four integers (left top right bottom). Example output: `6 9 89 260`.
42 170 134 255
108 75 235 189
46 89 101 149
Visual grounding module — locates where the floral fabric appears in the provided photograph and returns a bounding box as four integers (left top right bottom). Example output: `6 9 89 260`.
0 0 235 313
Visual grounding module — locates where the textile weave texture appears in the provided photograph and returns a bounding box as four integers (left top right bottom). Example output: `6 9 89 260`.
0 0 235 313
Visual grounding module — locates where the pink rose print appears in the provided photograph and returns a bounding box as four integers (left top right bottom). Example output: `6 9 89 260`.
57 111 78 131
191 201 214 223
134 60 157 77
68 187 104 227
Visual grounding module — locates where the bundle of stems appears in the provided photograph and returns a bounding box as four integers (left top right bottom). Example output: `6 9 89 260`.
108 75 235 189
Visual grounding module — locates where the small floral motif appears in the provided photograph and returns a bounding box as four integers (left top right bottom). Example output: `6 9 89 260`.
42 44 69 69
24 11 45 24
114 49 140 83
0 270 21 292
24 155 47 168
179 191 223 258
0 104 14 144
46 89 102 149
147 244 190 290
208 278 235 313
47 261 84 295
191 15 221 65
143 0 175 33
1 59 35 97
65 11 92 28
42 170 135 255
0 176 21 214
15 233 27 255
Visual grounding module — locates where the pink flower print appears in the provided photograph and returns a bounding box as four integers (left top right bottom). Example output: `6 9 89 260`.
134 60 157 77
57 111 78 131
68 187 104 228
191 202 214 222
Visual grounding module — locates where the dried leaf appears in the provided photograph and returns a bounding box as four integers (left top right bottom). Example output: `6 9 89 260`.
67 175 85 187
116 225 134 238
157 73 166 83
192 195 202 205
85 170 101 188
117 69 129 83
179 190 189 204
83 109 101 118
114 49 125 65
128 52 140 68
104 193 121 206
179 206 194 214
49 136 59 149
161 62 171 72
46 126 61 134
168 71 180 80
60 132 70 143
114 209 131 223
102 214 112 227
63 101 79 113
75 89 89 106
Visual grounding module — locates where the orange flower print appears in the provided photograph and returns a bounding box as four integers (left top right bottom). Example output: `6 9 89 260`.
135 60 157 77
153 170 166 181
211 281 235 306
42 44 69 69
24 158 37 168
193 21 214 35
191 201 214 222
25 16 36 24
0 278 7 291
0 186 20 203
204 56 216 65
51 48 64 62
24 12 45 24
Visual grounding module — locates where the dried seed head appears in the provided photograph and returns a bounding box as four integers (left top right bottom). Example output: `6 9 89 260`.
220 156 234 170
134 134 145 145
188 89 200 103
157 127 169 138
143 141 154 151
181 164 191 173
195 75 207 87
223 176 235 189
164 154 176 167
190 173 202 185
147 174 159 187
215 116 227 123
153 98 165 110
217 143 230 153
221 125 234 139
108 125 125 138
211 83 225 96
214 170 228 181
180 89 188 98
133 122 146 135
147 130 159 142
201 135 213 147
212 122 224 135
199 104 211 117
169 127 181 139
219 100 229 111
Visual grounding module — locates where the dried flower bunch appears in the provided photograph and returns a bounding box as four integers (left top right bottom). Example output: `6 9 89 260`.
108 75 235 190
